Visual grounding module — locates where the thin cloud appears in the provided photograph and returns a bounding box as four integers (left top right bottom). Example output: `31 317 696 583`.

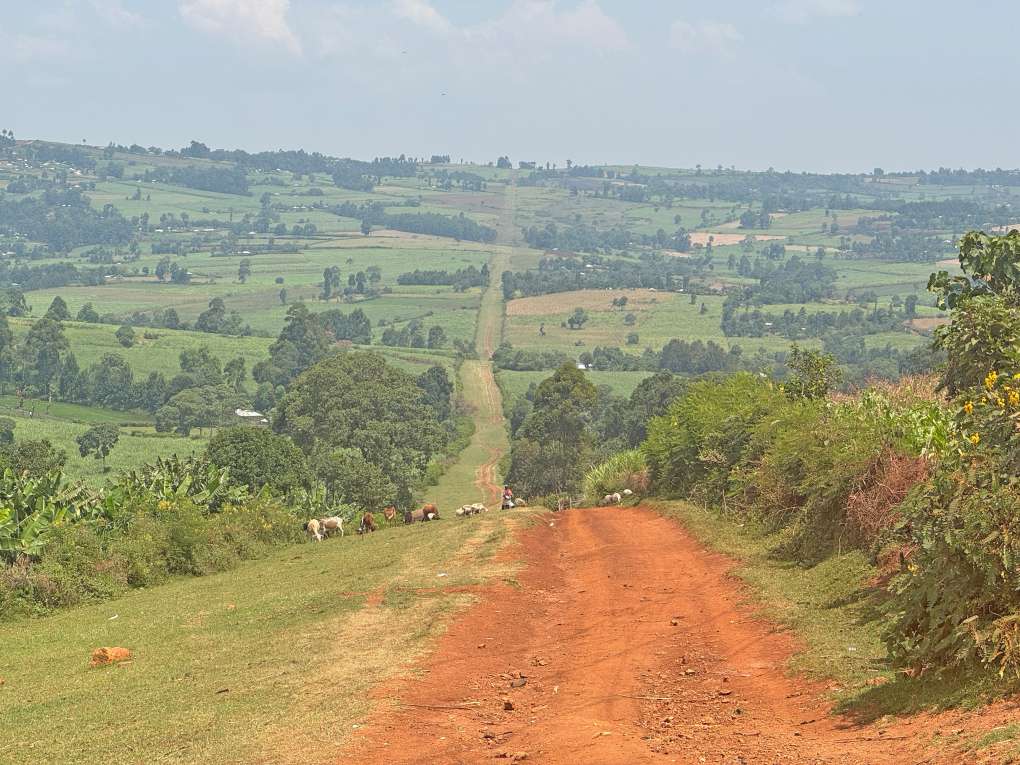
392 0 452 35
89 0 145 28
179 0 301 53
772 0 860 24
669 19 743 56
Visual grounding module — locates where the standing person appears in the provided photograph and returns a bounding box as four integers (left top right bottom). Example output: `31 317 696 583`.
501 485 515 510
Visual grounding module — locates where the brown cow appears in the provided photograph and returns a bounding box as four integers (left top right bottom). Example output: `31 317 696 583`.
403 508 424 524
421 503 439 521
382 506 397 522
358 512 377 534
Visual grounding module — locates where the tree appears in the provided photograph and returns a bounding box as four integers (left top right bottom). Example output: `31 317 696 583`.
155 256 171 282
0 418 14 445
115 324 135 348
623 313 636 326
626 332 639 345
76 424 119 468
427 325 447 349
360 220 372 236
76 303 100 323
312 447 396 510
903 294 918 318
238 258 252 283
84 353 135 409
206 427 308 492
0 439 66 477
196 297 227 334
224 356 247 391
783 345 841 400
253 303 333 387
20 318 68 395
155 385 246 436
45 296 70 321
417 365 453 421
507 363 598 496
274 352 445 501
566 308 589 330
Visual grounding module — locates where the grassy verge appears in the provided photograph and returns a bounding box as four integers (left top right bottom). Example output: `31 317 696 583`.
648 500 1013 722
0 509 520 765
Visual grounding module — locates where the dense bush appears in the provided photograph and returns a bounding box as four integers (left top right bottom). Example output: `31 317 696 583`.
583 450 649 501
0 493 300 617
642 373 938 562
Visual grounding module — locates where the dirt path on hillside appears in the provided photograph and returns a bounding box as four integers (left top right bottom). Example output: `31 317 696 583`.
344 506 925 764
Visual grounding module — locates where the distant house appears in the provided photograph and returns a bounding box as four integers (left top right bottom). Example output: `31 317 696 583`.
235 408 269 427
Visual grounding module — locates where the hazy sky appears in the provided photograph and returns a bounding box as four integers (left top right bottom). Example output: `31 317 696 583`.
5 1 1018 171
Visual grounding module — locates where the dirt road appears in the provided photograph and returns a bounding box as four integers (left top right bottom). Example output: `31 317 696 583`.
346 506 920 764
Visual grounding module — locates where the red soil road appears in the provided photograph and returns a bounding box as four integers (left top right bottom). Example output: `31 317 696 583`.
345 506 922 765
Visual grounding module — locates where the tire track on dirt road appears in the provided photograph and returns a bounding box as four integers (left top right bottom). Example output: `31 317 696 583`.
345 506 922 764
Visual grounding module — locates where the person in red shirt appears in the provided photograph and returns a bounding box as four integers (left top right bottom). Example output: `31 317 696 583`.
501 485 515 510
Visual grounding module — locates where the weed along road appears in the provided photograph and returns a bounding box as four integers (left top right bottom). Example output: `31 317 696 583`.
345 505 920 764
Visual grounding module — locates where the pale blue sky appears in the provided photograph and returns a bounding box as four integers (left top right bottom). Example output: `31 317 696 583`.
4 1 1017 171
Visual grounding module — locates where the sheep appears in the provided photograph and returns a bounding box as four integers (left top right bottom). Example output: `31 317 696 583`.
320 516 344 538
456 502 487 517
622 488 633 497
304 518 323 541
600 492 622 506
358 512 377 534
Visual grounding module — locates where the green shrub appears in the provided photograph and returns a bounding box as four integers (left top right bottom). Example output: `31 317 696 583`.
583 450 649 500
642 373 785 502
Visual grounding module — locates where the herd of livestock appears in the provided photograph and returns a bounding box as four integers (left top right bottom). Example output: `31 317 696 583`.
301 499 521 542
301 491 633 543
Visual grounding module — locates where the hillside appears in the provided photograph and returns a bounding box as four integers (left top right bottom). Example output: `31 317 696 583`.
5 137 1020 762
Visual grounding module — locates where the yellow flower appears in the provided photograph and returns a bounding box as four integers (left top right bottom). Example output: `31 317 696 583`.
1010 391 1020 407
997 395 1006 408
970 433 981 445
963 401 975 414
986 371 999 390
1013 373 1020 381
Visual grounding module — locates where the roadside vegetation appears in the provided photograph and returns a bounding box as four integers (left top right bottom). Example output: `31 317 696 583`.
547 232 1020 732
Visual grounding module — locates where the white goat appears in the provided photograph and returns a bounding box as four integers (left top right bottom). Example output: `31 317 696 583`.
320 516 344 538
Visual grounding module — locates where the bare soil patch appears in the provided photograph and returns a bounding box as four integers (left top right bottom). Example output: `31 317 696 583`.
690 231 785 246
907 316 949 332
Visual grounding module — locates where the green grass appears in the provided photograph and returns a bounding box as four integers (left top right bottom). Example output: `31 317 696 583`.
2 411 206 484
0 510 517 765
11 318 272 379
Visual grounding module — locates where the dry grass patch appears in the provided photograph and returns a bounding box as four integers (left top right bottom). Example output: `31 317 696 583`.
506 288 673 317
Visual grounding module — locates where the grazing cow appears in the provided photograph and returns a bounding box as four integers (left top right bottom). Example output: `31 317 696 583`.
421 503 439 521
304 518 323 541
358 512 377 534
382 506 398 522
404 508 424 524
320 516 344 538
